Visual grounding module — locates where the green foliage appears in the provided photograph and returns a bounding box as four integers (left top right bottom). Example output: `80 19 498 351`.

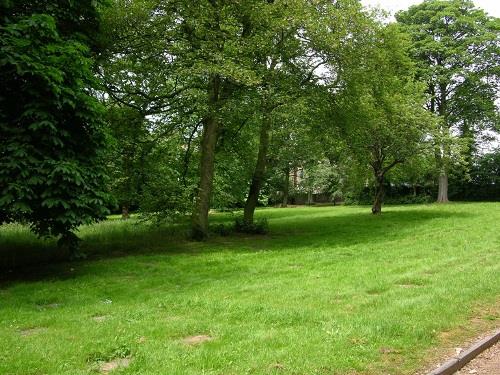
396 0 500 187
327 22 435 211
0 0 105 45
105 106 150 213
137 137 195 223
449 149 500 201
87 343 132 363
0 11 111 239
210 223 233 237
234 216 268 235
384 194 433 205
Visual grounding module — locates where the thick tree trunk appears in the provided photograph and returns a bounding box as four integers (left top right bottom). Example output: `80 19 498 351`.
372 175 384 215
437 171 449 203
121 205 130 220
282 167 289 208
191 75 220 240
243 111 271 224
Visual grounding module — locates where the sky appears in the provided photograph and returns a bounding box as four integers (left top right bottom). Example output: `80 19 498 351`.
361 0 500 18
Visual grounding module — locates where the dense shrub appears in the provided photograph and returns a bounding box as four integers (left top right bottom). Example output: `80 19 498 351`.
234 217 269 234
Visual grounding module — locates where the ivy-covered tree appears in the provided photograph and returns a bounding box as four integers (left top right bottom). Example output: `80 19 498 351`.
0 2 111 252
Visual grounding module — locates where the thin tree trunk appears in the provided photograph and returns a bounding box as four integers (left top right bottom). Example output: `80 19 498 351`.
307 190 313 205
191 75 220 240
436 81 450 203
412 184 417 197
282 167 289 208
372 175 384 214
121 205 130 220
243 110 271 224
437 171 449 203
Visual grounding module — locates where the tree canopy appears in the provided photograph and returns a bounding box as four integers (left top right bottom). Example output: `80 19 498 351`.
1 0 498 246
0 1 111 251
396 0 500 202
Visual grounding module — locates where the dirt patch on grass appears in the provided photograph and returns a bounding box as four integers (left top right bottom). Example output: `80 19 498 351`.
181 334 213 345
269 362 285 370
99 357 131 373
397 283 423 288
37 302 61 309
379 347 401 355
92 315 107 323
19 327 46 337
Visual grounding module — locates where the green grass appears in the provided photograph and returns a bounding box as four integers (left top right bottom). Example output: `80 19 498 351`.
0 203 499 374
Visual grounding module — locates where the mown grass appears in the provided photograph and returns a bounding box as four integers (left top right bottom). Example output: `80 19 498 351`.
0 203 499 374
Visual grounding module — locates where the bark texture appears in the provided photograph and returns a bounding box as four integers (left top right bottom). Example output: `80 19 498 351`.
372 175 384 214
370 157 401 215
436 81 450 203
243 111 271 224
437 172 449 203
121 205 129 220
191 75 220 240
282 167 289 208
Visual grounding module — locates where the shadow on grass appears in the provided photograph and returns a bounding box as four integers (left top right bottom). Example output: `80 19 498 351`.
0 205 472 284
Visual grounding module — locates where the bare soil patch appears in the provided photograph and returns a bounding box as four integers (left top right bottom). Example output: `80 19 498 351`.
416 300 500 375
181 334 213 345
99 358 131 373
92 315 107 323
19 327 46 337
456 342 500 375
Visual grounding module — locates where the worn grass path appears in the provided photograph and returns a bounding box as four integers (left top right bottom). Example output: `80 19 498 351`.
0 203 499 374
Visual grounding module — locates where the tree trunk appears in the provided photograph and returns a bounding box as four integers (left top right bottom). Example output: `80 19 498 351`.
372 175 384 214
121 205 129 220
191 75 220 240
437 171 449 203
436 81 450 204
412 184 417 197
307 190 313 205
243 111 271 224
282 167 289 208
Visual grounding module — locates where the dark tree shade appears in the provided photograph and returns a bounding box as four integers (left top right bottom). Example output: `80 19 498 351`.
0 0 103 46
0 7 111 245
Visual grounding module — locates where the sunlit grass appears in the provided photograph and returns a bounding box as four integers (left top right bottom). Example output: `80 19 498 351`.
0 203 499 374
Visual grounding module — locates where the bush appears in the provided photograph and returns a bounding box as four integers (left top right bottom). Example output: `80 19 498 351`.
234 217 269 234
210 223 233 237
384 194 432 205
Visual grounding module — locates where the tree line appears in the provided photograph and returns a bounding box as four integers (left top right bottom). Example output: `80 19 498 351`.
1 0 498 250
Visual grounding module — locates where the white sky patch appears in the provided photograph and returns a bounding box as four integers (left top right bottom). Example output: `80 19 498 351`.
361 0 500 19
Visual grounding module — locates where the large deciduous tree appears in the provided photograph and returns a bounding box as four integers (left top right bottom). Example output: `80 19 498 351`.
100 0 262 239
0 1 111 252
241 0 366 225
331 24 434 214
396 0 500 202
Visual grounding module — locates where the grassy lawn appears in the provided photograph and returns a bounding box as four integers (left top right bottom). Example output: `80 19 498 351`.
0 203 499 374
